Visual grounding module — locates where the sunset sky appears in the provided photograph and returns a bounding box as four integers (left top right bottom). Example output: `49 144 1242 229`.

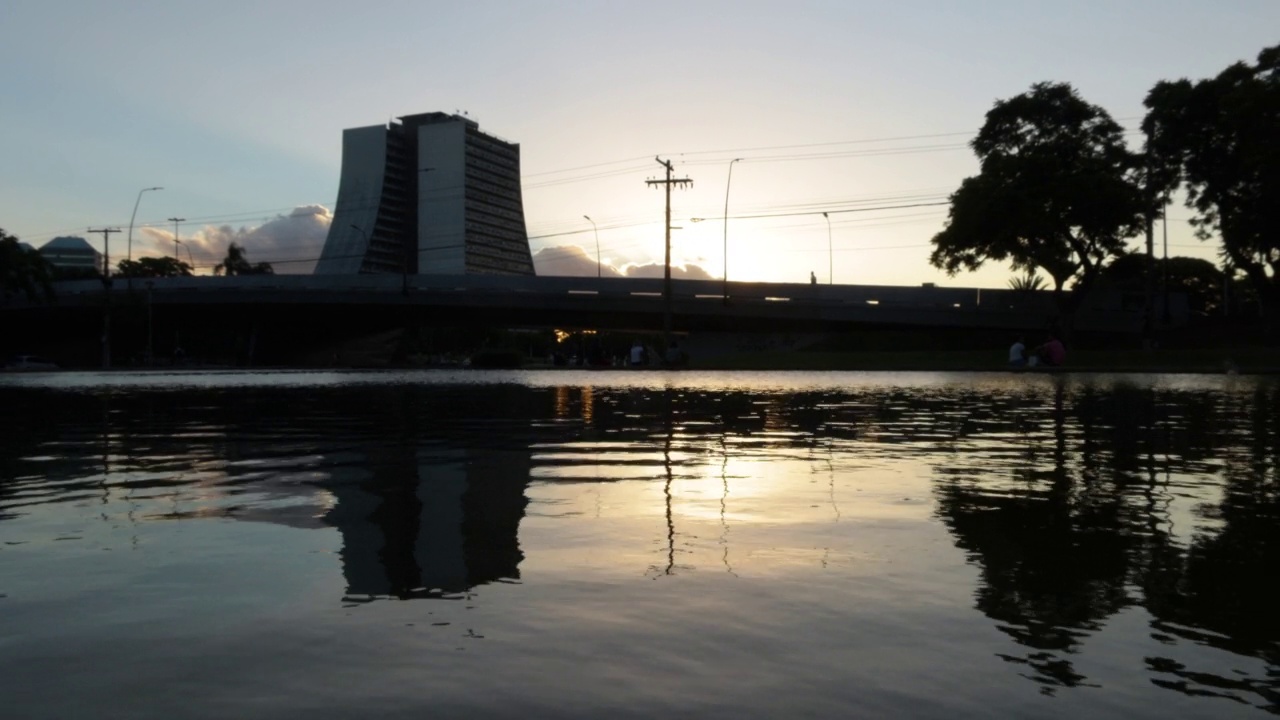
2 1 1275 287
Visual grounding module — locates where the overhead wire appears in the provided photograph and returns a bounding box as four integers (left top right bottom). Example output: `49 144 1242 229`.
22 120 1175 274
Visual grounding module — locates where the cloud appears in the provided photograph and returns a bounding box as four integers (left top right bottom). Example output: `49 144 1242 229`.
532 244 623 277
141 205 332 274
622 261 715 280
532 244 716 280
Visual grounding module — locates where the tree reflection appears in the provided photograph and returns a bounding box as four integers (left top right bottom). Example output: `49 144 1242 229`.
3 374 1277 712
935 381 1125 692
932 379 1280 709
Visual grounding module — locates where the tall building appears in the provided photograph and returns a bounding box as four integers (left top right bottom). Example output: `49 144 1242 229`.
315 112 535 276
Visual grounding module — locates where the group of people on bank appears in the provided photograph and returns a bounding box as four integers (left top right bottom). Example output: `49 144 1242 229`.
1009 333 1065 368
630 340 687 367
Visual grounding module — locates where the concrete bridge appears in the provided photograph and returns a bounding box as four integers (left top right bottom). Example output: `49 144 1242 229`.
5 274 1175 367
23 273 1151 334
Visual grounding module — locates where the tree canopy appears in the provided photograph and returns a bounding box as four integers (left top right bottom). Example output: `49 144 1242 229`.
1103 253 1226 316
117 256 193 278
930 82 1146 313
0 229 55 304
1143 44 1280 320
214 243 274 276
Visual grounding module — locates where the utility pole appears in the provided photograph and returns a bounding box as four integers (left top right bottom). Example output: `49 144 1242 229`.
646 157 692 351
88 227 121 368
1141 136 1156 350
168 217 185 262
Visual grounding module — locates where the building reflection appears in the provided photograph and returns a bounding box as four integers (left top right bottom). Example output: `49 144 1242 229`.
322 446 530 601
4 375 1277 712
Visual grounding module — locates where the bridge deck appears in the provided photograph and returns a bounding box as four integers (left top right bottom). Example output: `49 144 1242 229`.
22 274 1162 333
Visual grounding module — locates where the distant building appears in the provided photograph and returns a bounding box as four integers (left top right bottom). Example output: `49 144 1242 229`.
315 112 535 276
39 236 102 274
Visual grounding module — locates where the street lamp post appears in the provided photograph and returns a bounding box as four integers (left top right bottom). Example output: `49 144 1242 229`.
583 215 600 278
168 217 185 261
126 186 162 289
175 239 195 272
723 158 743 302
127 187 163 266
822 212 833 284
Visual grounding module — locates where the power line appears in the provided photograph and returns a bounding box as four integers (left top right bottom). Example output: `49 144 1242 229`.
693 201 950 223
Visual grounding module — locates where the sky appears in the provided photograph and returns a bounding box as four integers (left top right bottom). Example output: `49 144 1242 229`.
1 1 1276 288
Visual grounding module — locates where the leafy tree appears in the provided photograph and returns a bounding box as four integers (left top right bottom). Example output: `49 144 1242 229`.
0 229 55 304
1143 44 1280 322
214 242 274 276
931 82 1146 318
1103 253 1226 315
117 256 193 278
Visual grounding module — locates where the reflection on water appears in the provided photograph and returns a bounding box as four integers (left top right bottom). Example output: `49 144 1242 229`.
0 370 1277 718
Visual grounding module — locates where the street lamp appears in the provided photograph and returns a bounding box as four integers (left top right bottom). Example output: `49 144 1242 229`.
127 186 163 265
168 217 185 261
723 158 743 302
583 215 600 278
822 212 833 285
175 238 195 272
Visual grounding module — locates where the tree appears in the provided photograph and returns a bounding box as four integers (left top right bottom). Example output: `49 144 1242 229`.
1143 44 1280 322
117 256 193 278
0 229 55 304
214 242 273 276
1103 253 1226 316
931 82 1146 319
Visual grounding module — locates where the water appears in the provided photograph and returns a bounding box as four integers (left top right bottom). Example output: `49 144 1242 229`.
1 369 1276 718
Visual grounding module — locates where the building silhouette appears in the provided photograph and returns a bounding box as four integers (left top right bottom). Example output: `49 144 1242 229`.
39 236 102 274
322 446 531 600
315 112 535 276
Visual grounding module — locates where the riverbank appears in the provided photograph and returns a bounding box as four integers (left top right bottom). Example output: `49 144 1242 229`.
685 346 1280 373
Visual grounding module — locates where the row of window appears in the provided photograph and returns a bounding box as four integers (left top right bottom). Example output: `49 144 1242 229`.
467 236 532 259
465 194 526 222
464 219 526 244
462 171 521 200
464 185 525 216
465 252 533 275
464 133 519 169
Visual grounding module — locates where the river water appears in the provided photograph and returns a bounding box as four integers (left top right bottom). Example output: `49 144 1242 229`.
0 370 1276 718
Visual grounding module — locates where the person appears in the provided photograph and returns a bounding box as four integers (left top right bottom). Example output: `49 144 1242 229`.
1008 336 1027 368
810 271 817 285
1037 333 1066 367
629 340 645 367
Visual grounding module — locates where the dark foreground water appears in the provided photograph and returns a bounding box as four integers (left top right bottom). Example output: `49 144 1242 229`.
0 370 1277 719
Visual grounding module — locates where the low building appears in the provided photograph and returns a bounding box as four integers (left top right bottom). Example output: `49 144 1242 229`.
39 236 102 275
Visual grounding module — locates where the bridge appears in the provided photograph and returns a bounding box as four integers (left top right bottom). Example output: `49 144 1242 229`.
18 273 1149 333
5 274 1168 366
